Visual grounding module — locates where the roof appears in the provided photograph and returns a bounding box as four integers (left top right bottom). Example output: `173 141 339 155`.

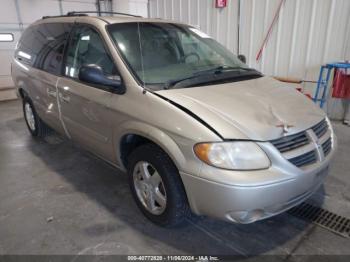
36 12 184 26
101 15 178 24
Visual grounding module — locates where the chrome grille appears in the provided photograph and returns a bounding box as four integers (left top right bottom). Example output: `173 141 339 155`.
312 119 328 138
270 118 332 168
289 150 317 167
270 131 309 153
322 137 332 157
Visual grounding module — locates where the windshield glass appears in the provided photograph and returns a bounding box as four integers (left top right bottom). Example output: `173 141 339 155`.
107 22 256 89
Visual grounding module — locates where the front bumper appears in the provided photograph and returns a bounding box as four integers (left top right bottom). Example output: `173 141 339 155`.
179 135 336 224
180 166 328 223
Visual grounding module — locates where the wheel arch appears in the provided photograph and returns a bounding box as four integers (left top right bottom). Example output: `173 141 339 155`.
116 121 187 171
18 87 28 99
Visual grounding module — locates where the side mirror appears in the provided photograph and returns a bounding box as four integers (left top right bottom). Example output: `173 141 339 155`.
79 64 125 94
238 54 246 64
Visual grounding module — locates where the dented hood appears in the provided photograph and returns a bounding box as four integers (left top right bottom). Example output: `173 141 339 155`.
155 76 325 141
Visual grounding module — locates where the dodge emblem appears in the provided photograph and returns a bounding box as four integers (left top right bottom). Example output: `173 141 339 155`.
276 123 294 135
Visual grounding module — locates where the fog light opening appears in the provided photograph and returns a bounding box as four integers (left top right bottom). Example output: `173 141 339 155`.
228 209 266 224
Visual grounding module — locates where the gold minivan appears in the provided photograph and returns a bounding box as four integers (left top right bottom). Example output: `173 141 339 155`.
12 12 336 226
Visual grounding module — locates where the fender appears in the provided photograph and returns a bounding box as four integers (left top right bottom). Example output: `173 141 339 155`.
151 91 224 140
114 120 187 170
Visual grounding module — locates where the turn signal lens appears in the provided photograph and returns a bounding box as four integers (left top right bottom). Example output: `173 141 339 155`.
193 143 211 164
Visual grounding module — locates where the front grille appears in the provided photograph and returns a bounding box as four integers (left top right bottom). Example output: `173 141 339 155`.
289 150 317 167
322 137 332 157
312 119 328 138
270 131 309 153
270 118 332 168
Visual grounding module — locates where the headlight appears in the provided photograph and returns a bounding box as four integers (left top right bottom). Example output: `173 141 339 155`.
194 142 270 170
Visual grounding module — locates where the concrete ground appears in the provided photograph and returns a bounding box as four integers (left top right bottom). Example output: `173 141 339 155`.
0 99 350 257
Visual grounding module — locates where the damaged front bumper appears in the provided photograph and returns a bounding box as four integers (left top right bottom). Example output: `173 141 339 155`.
179 135 336 224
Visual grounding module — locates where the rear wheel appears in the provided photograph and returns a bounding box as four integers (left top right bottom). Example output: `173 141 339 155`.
127 144 190 227
23 97 51 137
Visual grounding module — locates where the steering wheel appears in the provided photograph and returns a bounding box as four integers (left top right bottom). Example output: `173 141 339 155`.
184 52 200 63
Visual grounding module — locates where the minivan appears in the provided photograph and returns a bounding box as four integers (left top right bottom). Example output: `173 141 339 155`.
12 12 336 226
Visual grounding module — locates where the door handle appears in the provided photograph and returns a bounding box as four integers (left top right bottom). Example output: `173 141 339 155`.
47 89 57 98
59 92 70 103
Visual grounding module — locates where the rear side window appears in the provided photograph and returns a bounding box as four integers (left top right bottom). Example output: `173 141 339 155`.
16 23 72 75
15 27 35 65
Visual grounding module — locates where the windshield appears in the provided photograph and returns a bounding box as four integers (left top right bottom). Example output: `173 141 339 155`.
107 22 259 89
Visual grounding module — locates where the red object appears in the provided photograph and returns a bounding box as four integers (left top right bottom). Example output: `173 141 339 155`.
332 69 350 99
296 87 312 99
256 0 285 61
215 0 227 8
305 94 312 99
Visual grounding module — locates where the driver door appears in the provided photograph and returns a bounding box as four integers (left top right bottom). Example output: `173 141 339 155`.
57 25 119 162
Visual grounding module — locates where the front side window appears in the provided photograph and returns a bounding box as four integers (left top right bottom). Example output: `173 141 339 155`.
65 26 116 78
107 22 259 90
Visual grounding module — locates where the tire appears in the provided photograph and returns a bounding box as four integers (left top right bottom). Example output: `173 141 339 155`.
23 97 51 137
127 143 190 227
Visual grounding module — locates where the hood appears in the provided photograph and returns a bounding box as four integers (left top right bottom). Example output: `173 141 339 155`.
155 76 325 141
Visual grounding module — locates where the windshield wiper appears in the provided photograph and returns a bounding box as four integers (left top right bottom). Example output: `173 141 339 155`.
164 75 198 89
193 65 255 75
164 66 258 89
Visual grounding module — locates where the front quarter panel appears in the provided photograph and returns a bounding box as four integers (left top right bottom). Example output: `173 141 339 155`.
110 86 222 175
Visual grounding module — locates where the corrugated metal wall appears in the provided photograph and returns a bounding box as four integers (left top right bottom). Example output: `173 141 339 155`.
149 0 350 118
149 0 349 77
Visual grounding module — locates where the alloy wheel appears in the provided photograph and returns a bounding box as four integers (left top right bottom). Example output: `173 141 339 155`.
24 102 36 131
133 161 167 215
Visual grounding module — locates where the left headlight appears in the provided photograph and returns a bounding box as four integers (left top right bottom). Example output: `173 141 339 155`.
194 142 270 170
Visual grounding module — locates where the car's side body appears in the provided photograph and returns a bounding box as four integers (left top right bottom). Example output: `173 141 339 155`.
13 16 215 168
12 14 336 224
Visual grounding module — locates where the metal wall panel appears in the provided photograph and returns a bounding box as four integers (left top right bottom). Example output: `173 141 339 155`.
19 0 61 24
128 0 148 17
61 1 97 14
149 0 350 80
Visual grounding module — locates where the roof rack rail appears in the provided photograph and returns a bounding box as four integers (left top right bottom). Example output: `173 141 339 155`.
66 11 142 18
42 14 87 19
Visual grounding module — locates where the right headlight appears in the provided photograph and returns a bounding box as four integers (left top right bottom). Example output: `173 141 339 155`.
194 141 270 170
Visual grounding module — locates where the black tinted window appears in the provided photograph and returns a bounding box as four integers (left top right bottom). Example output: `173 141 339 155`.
16 23 72 75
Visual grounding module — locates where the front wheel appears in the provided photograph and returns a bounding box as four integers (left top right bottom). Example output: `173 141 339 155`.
127 144 190 227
